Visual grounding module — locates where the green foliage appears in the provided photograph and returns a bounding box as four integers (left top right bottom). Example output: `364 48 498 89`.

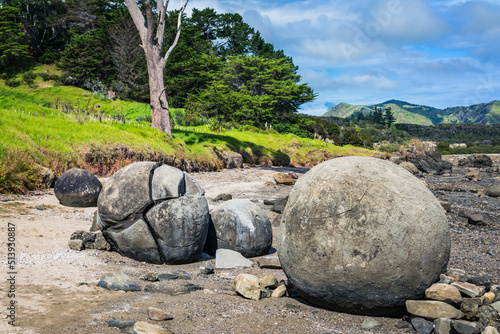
436 141 450 154
58 30 114 85
0 6 31 73
186 55 316 127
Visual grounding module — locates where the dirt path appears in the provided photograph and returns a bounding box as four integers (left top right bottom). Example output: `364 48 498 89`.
0 166 498 334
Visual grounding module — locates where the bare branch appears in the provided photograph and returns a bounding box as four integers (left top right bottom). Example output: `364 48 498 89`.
124 0 147 46
164 0 189 63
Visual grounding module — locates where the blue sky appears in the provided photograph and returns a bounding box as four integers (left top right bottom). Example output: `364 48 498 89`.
179 0 500 116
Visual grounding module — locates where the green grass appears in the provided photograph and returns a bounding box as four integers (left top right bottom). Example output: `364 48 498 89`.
0 66 378 193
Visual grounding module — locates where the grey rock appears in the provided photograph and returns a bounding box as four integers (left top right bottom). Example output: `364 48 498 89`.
200 262 214 275
485 184 500 198
97 271 141 291
458 154 493 168
277 157 451 316
90 210 100 231
399 148 453 175
145 196 209 264
133 321 173 334
147 307 173 321
54 168 102 207
483 326 500 334
257 256 282 269
214 193 232 201
151 164 185 200
492 302 500 313
36 164 55 189
205 199 272 258
68 239 84 251
89 232 111 251
361 317 382 329
222 152 243 169
215 249 253 269
271 196 288 214
184 172 204 196
98 161 157 225
143 280 202 296
470 273 493 290
140 272 159 282
468 213 487 226
97 162 209 264
158 270 191 280
452 282 482 298
478 305 500 325
108 318 136 330
447 268 469 282
466 170 481 181
104 218 162 264
461 298 484 320
398 161 420 174
232 274 267 300
411 317 434 334
451 320 480 334
435 318 452 334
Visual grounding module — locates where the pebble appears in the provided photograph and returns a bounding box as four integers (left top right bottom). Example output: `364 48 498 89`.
361 317 382 329
147 307 173 321
434 318 451 334
451 319 479 334
271 284 287 298
411 317 434 334
97 271 141 292
133 321 173 334
200 262 214 275
451 282 482 298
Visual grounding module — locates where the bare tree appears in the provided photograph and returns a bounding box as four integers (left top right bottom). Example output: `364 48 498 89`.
124 0 190 136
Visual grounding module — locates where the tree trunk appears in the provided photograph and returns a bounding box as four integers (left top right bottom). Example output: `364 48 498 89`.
146 51 171 136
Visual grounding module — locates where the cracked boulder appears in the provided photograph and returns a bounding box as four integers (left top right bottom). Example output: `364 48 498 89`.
204 199 272 258
277 156 450 316
97 162 209 264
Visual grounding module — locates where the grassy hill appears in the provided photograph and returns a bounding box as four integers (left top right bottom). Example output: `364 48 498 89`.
0 67 376 193
323 99 500 125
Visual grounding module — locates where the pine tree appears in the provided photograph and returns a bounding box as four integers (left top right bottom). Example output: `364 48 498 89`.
384 107 395 127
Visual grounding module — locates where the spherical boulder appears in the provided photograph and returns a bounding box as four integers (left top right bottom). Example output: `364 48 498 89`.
205 199 272 258
97 162 209 264
277 156 450 316
54 168 102 207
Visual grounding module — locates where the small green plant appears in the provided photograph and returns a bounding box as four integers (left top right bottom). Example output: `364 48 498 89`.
22 72 38 86
207 117 225 133
5 78 21 87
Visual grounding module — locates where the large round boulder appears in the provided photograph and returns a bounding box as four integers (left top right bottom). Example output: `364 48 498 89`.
205 199 272 258
97 162 209 264
277 156 450 316
54 168 102 207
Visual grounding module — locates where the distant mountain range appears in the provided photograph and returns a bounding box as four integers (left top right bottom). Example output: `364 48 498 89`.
322 100 500 125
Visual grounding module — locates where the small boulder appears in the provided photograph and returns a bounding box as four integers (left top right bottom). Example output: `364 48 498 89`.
214 193 232 201
272 284 287 298
451 320 479 334
223 152 243 169
214 249 252 269
452 282 482 297
465 169 481 181
399 161 420 174
411 317 434 334
133 321 173 334
434 318 452 334
458 154 493 168
147 307 173 321
232 274 269 300
271 196 288 214
54 168 102 207
143 281 202 296
274 172 296 185
97 272 141 291
485 184 500 198
205 199 272 258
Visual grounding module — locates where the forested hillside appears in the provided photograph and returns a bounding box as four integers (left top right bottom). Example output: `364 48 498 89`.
324 100 500 125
